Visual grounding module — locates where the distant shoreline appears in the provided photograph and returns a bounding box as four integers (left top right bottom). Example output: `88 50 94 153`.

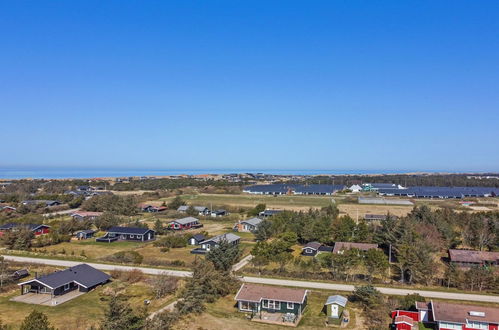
0 167 497 180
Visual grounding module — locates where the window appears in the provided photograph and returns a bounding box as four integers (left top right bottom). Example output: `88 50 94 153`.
287 302 294 309
239 301 255 311
466 321 487 330
263 300 280 310
130 235 134 238
439 322 462 330
64 283 70 291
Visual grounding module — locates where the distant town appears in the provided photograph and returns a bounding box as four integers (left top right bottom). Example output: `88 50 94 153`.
0 172 498 329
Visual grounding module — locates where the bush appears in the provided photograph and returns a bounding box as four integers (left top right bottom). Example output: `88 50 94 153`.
110 269 144 283
153 235 187 249
104 251 144 264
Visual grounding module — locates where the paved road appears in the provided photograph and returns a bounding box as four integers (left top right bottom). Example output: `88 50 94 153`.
43 208 79 217
4 255 498 303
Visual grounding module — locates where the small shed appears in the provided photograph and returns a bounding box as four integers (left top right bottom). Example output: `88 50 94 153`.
189 234 206 246
325 295 347 319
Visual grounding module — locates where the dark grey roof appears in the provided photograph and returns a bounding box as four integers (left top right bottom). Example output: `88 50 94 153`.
107 226 154 235
19 264 110 289
77 229 95 235
378 186 499 198
0 223 49 231
191 234 205 241
244 184 346 194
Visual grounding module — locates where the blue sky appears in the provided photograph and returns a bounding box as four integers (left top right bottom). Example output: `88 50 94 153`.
1 1 498 172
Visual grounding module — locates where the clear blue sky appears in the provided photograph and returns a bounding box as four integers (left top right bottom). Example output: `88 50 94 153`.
1 1 498 172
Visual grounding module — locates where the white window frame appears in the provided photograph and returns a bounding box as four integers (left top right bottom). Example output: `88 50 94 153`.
239 301 252 312
466 321 487 330
130 235 135 238
439 322 462 330
263 300 280 310
287 302 294 309
64 283 70 291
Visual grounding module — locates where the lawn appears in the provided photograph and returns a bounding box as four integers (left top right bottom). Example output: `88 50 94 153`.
35 239 147 260
0 273 175 330
178 289 362 330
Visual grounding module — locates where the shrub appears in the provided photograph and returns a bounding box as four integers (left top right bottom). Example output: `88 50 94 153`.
104 251 143 264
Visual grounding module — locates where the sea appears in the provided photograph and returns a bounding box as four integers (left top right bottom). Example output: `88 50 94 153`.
0 167 430 180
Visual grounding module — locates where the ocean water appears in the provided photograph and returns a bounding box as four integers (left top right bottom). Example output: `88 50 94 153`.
0 167 422 180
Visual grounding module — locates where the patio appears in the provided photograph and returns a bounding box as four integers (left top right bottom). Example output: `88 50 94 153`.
10 290 85 306
252 311 302 327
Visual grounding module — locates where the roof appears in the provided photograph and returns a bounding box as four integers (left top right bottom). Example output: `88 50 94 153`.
191 234 205 241
377 186 499 198
177 205 189 211
432 301 499 324
201 233 240 244
333 242 378 254
0 223 50 231
107 226 153 235
19 264 110 289
302 241 322 250
415 301 431 310
194 206 209 212
235 283 307 304
394 315 414 326
76 230 95 235
170 217 199 225
325 295 347 307
243 184 346 194
71 211 103 217
241 217 263 226
448 249 499 264
364 214 388 220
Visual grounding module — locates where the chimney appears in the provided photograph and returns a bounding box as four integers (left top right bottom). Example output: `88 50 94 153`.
35 272 38 279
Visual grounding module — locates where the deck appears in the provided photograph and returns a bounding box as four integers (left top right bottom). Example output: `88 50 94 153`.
252 311 302 327
10 290 85 306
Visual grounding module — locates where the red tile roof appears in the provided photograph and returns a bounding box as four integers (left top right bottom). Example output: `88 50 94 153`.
432 301 499 324
448 249 499 264
235 284 307 304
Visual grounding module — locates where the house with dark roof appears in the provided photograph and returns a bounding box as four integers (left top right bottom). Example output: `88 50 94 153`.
75 230 95 240
16 264 110 304
301 242 333 257
235 283 308 325
364 214 397 221
210 209 227 217
22 200 61 207
140 205 167 213
332 242 379 254
259 209 282 217
189 233 206 245
0 223 50 237
168 217 202 230
191 233 240 254
96 226 155 243
448 249 499 268
234 217 263 232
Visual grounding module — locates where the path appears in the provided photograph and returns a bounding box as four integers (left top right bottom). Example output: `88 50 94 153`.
3 255 498 303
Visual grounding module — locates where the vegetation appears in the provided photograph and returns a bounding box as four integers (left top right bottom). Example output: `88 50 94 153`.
20 310 55 330
101 294 145 330
81 194 138 215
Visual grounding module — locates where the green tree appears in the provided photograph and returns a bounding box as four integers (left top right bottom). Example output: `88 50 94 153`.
248 203 266 217
206 240 241 272
331 216 356 242
20 310 54 330
154 219 164 235
352 285 383 309
398 293 425 310
168 196 185 210
101 295 144 330
254 219 273 241
364 248 389 282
